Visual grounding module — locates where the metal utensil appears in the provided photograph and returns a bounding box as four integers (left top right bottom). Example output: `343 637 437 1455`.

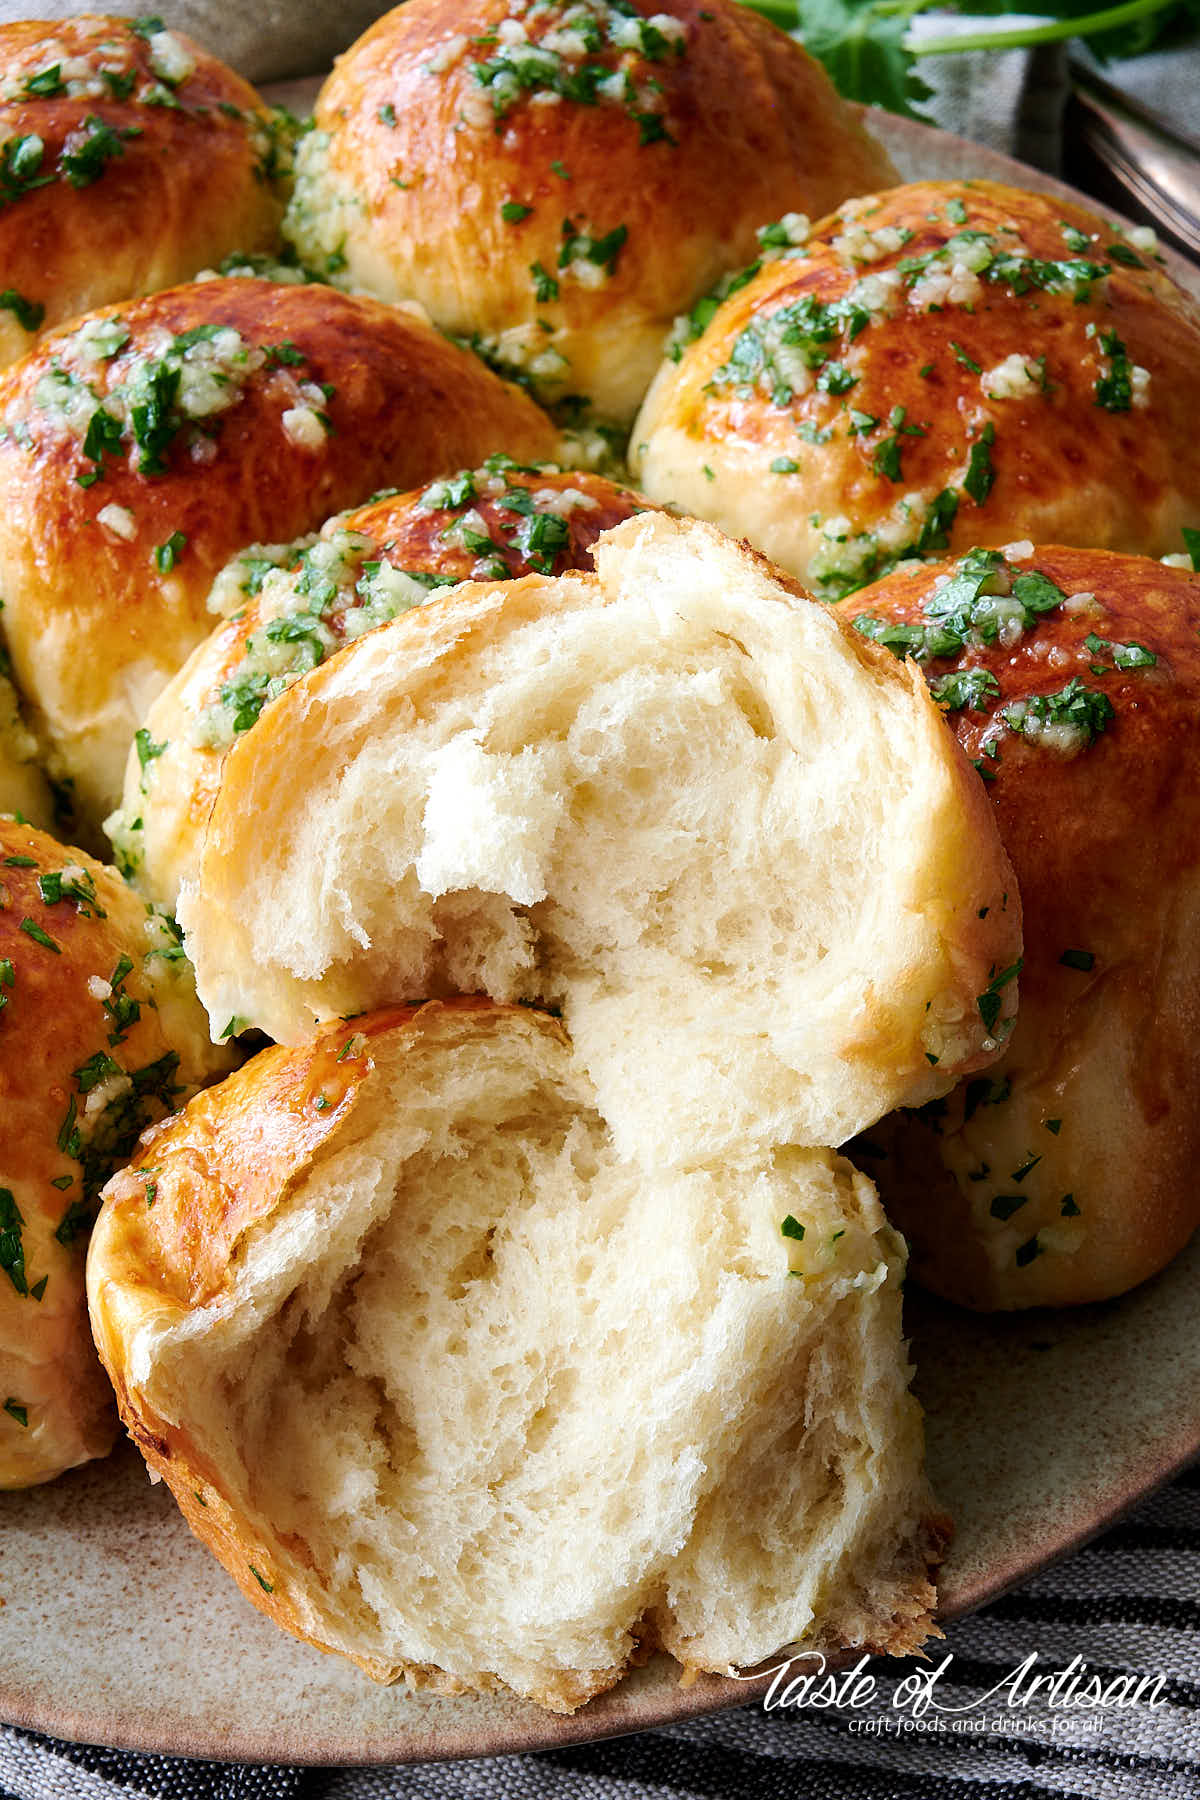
1065 58 1200 259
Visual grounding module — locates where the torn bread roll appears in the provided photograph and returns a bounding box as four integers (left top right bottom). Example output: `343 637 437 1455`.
107 462 657 910
88 1000 948 1711
0 819 234 1489
837 544 1200 1308
282 0 896 422
631 181 1200 597
0 279 558 830
179 512 1020 1167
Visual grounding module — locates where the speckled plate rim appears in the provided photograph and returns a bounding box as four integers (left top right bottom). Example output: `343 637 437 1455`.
2 108 1199 1769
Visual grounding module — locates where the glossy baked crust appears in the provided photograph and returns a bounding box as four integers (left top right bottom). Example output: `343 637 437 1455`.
108 464 657 909
0 16 284 368
0 279 559 828
284 0 896 421
0 819 233 1488
88 999 948 1709
836 545 1200 1308
632 180 1200 596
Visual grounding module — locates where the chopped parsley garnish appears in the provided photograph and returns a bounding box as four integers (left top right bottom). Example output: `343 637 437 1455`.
770 456 799 473
1083 631 1156 671
0 1189 27 1295
1001 678 1114 749
1105 241 1144 268
1015 1235 1042 1267
530 261 559 303
1059 947 1095 972
154 530 187 573
508 509 570 573
24 64 65 98
558 219 627 279
1045 1118 1062 1135
103 953 140 1044
73 1050 124 1094
989 1192 1027 1221
19 917 60 954
0 133 53 208
0 289 44 333
377 102 397 126
929 666 1000 712
60 117 138 189
1094 327 1134 412
962 421 996 506
501 200 532 224
220 1016 247 1039
3 1398 28 1427
1061 1193 1080 1216
37 866 106 917
1011 1153 1041 1183
134 728 167 789
1181 527 1200 572
55 1198 93 1246
851 546 1066 671
248 1564 274 1593
950 339 981 373
780 1214 805 1240
976 958 1021 1034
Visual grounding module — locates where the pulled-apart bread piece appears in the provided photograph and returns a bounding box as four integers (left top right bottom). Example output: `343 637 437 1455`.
0 280 558 830
107 461 657 910
0 16 287 369
836 545 1200 1308
0 820 234 1488
88 1000 947 1712
631 181 1200 597
181 512 1020 1167
283 0 896 422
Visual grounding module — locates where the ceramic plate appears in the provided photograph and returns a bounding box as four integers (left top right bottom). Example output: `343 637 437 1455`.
2 109 1199 1767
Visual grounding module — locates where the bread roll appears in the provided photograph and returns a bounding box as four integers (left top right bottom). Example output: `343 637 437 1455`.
107 462 656 910
835 544 1200 1308
0 819 233 1488
0 280 558 829
631 181 1200 596
283 0 896 423
179 511 1020 1167
88 998 947 1710
0 666 52 831
0 16 285 369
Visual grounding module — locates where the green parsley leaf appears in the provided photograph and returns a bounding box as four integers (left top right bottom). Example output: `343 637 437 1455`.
154 530 187 573
780 1214 805 1240
963 421 996 506
3 1397 28 1427
501 200 532 224
0 289 45 333
1059 947 1095 972
19 917 60 954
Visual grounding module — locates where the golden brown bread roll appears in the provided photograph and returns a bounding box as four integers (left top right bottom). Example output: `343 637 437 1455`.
179 511 1020 1169
283 0 896 422
0 279 558 829
0 818 233 1488
0 663 52 830
107 461 657 909
0 15 285 368
88 999 947 1710
632 180 1200 596
835 544 1200 1308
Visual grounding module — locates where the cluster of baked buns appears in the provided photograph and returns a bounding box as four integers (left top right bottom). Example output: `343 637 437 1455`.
3 0 1199 1718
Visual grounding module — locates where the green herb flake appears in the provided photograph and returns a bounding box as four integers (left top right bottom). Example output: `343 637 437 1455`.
530 260 559 304
1061 1193 1080 1216
1059 947 1095 972
989 1193 1027 1221
963 421 996 506
950 339 981 373
1015 1234 1043 1268
501 200 532 224
3 1398 28 1427
19 917 60 954
0 1189 27 1295
1011 1153 1041 1183
377 102 397 126
1045 1118 1062 1135
154 530 187 573
976 957 1021 1034
134 728 167 791
780 1214 805 1240
249 1564 274 1593
770 456 799 474
0 289 45 333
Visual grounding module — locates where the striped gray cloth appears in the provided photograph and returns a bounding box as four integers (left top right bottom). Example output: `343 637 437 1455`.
0 6 1198 1798
3 1463 1198 1797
